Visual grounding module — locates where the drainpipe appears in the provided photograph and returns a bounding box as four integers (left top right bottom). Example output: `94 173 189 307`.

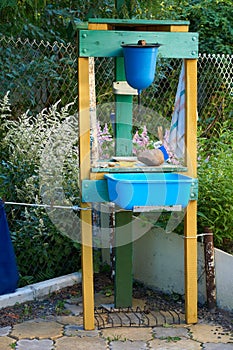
203 226 216 312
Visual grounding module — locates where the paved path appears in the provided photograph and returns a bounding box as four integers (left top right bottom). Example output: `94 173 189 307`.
0 295 232 349
0 318 233 349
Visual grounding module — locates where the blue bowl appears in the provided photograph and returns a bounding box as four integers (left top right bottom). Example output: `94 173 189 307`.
105 173 193 210
121 43 160 91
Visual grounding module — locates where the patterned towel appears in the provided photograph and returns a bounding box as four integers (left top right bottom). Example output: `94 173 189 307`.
169 62 185 159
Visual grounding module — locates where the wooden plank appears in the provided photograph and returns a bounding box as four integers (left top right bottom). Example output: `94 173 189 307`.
79 30 198 58
90 172 106 180
114 54 133 308
184 59 198 324
78 57 95 330
82 179 110 202
88 22 110 30
114 211 133 307
80 207 95 329
184 201 198 323
115 99 133 155
170 25 189 32
185 59 198 177
90 165 188 173
88 18 190 26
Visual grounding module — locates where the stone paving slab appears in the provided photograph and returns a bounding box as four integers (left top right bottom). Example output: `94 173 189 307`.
15 338 54 350
1 312 233 350
56 315 83 325
55 336 107 350
0 336 16 349
64 325 100 337
11 320 63 340
109 340 147 349
189 324 233 343
149 338 202 349
101 327 153 341
0 326 11 336
203 343 233 349
152 325 190 339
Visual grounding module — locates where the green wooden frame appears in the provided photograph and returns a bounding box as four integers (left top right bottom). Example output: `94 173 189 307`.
79 30 198 58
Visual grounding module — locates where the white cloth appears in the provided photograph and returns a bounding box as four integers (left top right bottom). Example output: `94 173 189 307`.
169 62 185 159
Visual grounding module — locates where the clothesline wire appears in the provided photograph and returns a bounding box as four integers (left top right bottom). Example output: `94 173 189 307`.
183 232 213 239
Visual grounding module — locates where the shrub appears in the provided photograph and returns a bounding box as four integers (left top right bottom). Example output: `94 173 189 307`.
197 120 233 252
0 93 81 286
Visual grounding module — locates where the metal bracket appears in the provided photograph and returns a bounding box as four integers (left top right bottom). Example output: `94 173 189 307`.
133 205 183 212
113 81 138 95
189 178 198 200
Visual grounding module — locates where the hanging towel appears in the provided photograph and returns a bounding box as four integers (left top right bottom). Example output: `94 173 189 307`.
169 62 185 159
0 199 19 295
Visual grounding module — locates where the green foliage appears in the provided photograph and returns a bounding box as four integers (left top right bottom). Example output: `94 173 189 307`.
0 0 232 53
197 120 233 250
151 0 233 54
184 0 233 54
0 38 77 118
0 93 81 286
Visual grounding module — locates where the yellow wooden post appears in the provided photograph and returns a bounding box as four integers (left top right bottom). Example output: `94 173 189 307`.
184 59 198 324
78 21 115 331
78 56 95 330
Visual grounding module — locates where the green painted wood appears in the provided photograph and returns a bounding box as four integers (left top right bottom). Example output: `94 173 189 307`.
114 55 133 308
88 18 190 26
114 210 133 308
79 30 198 58
74 21 88 30
82 179 109 202
81 178 197 203
115 57 133 156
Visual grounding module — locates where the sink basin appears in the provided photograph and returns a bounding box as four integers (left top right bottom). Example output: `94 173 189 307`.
104 173 194 210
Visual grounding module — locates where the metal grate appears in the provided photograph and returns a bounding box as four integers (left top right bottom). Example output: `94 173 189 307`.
94 305 185 329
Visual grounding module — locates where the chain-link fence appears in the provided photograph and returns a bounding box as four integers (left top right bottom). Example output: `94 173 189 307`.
0 36 78 117
0 36 232 286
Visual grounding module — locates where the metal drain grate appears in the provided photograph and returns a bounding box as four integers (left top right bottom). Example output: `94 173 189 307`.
94 306 185 329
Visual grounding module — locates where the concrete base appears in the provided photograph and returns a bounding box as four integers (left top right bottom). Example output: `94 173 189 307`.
133 228 233 311
0 272 82 309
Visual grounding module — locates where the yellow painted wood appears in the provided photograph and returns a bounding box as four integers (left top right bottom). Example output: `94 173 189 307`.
170 25 189 32
80 206 95 330
78 20 110 331
184 59 198 324
88 23 110 30
185 59 198 177
184 201 198 324
78 56 95 330
90 172 106 180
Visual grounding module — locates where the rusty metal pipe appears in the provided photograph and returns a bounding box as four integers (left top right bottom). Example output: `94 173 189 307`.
203 226 216 312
